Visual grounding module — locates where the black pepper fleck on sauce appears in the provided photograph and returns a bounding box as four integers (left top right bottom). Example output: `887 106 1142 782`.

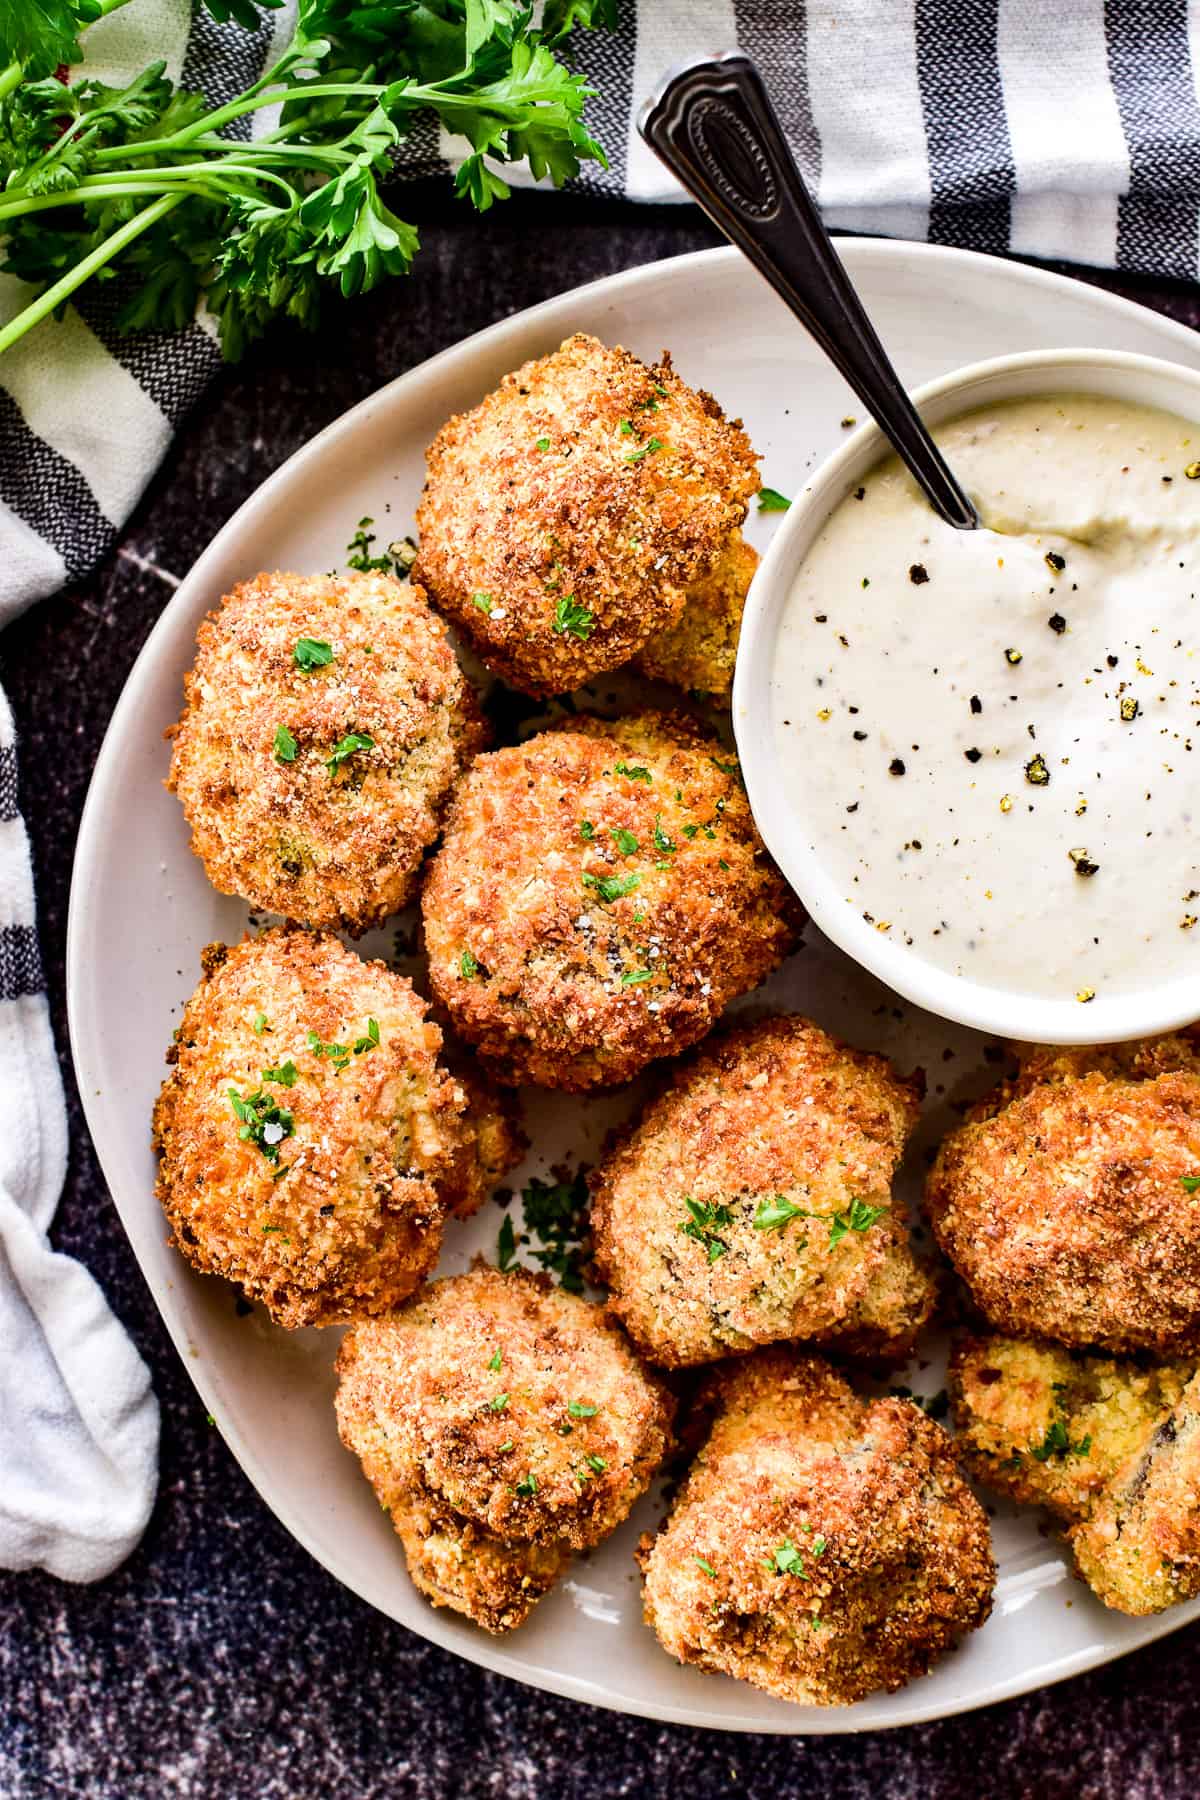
1048 613 1067 634
909 563 930 585
964 748 983 764
1045 550 1066 573
1005 647 1023 665
1069 848 1100 877
889 758 906 776
969 696 982 714
853 730 868 741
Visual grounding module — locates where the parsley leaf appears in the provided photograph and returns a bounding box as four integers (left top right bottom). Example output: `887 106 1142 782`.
346 515 392 572
228 1084 294 1164
568 1400 598 1418
1031 1418 1092 1462
693 1556 717 1578
497 1211 518 1271
1183 1175 1200 1194
273 724 298 763
828 1198 887 1247
521 1170 590 1293
624 435 662 464
614 761 651 782
262 1059 298 1088
516 1473 538 1497
487 1349 503 1372
582 870 641 905
680 1196 733 1263
326 730 374 774
753 1194 811 1233
552 594 594 640
764 1539 807 1577
460 948 481 979
611 827 639 855
294 637 334 673
757 486 791 513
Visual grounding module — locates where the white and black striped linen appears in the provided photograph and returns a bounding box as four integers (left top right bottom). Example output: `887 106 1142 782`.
4 0 1200 1581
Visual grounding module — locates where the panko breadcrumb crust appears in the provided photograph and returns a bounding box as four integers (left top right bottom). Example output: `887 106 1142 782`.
421 711 801 1091
335 1265 674 1632
949 1332 1200 1616
926 1035 1200 1356
633 530 759 698
590 1015 933 1367
167 570 487 934
638 1350 994 1705
153 929 518 1327
413 333 760 696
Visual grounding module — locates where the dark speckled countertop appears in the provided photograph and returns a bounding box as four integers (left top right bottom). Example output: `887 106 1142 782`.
3 190 1200 1800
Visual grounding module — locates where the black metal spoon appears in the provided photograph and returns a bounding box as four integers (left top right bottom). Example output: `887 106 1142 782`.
638 51 980 530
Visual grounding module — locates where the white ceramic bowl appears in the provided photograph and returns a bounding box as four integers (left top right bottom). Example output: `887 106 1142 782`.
734 346 1200 1047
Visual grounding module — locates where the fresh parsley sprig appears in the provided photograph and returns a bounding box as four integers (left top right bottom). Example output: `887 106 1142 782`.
0 0 611 359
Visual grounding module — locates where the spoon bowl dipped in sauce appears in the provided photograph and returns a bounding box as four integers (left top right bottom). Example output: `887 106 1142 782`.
734 348 1200 1045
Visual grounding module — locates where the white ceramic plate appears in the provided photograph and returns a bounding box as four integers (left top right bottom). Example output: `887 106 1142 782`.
68 242 1200 1733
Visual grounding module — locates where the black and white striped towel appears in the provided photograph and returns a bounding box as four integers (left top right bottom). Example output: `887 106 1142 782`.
5 0 1200 1581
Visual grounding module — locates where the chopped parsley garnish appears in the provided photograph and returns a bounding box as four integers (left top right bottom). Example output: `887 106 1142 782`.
228 1085 294 1164
624 435 662 463
293 637 334 673
488 1392 510 1413
764 1539 807 1577
585 1453 607 1474
568 1400 599 1418
582 870 642 904
552 595 594 640
326 731 374 775
757 486 791 513
306 1022 379 1074
680 1196 734 1262
1030 1418 1092 1462
828 1198 887 1246
497 1212 518 1271
520 1170 591 1292
273 724 298 763
579 820 596 841
262 1060 298 1088
252 1012 268 1037
753 1194 810 1233
487 1349 503 1372
516 1474 539 1496
653 816 675 854
459 949 481 980
619 419 635 435
614 761 652 782
693 1556 717 1578
620 968 653 986
1182 1175 1200 1193
472 592 494 615
535 436 551 452
346 516 393 573
611 827 639 856
710 755 740 779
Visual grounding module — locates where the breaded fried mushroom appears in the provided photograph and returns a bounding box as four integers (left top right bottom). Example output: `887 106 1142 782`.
927 1035 1200 1356
633 530 759 699
167 570 486 933
335 1265 674 1632
949 1333 1200 1615
949 1333 1192 1521
153 929 516 1327
1072 1371 1200 1614
590 1016 933 1367
414 334 759 696
639 1350 994 1705
422 712 800 1091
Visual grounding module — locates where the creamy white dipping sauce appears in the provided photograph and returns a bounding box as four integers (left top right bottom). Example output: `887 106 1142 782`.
773 393 1200 1004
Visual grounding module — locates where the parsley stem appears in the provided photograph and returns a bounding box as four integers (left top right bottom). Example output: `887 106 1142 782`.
0 193 183 358
0 64 20 104
0 181 219 222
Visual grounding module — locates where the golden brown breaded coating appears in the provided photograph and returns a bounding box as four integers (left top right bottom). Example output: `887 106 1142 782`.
638 1351 994 1706
413 334 760 696
153 929 474 1327
438 1058 527 1219
167 570 487 934
590 1016 931 1368
949 1333 1192 1521
968 1030 1200 1123
335 1265 674 1632
421 712 800 1091
926 1050 1200 1356
633 531 758 698
1071 1371 1200 1614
